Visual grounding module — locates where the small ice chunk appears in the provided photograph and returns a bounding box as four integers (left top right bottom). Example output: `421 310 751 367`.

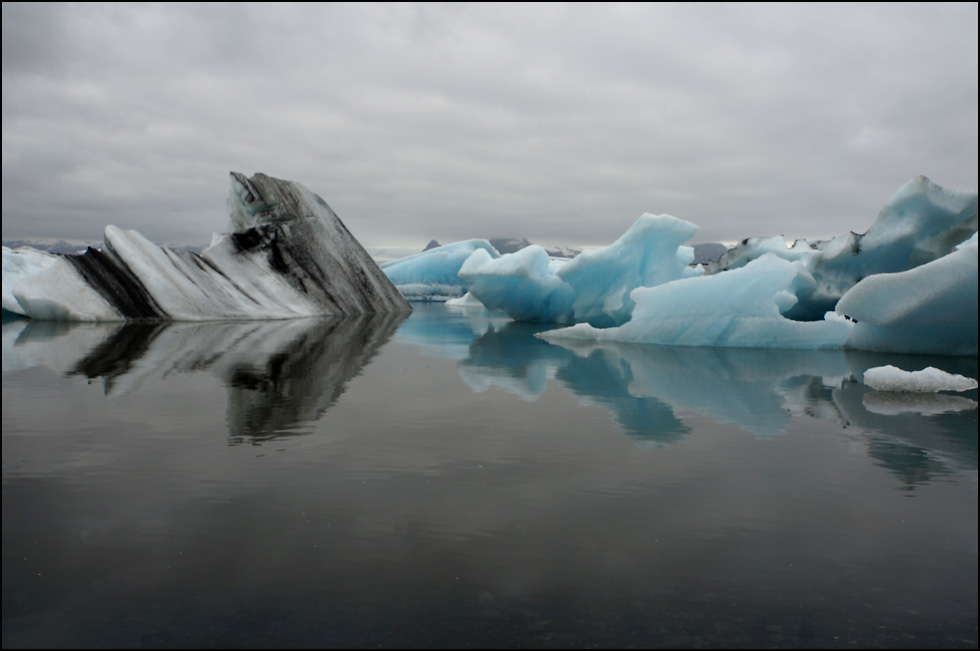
445 291 487 308
863 365 978 393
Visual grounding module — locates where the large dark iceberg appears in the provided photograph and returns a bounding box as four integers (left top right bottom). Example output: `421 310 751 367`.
4 172 411 321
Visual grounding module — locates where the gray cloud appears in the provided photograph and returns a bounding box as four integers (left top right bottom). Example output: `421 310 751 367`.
2 3 977 249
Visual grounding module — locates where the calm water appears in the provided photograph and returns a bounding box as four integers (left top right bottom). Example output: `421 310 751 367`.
3 304 977 648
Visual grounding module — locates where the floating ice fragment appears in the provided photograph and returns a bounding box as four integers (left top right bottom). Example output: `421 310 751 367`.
862 365 978 393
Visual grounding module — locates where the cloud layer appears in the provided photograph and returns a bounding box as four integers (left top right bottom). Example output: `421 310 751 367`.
3 3 977 248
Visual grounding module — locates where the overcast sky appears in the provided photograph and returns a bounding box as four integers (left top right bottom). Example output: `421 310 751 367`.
2 3 977 249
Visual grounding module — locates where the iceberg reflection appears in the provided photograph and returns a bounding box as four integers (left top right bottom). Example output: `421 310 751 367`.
393 305 977 482
3 313 407 442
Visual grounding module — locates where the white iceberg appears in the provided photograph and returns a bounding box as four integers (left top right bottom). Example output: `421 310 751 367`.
2 245 58 316
6 173 411 321
381 239 500 300
863 365 979 393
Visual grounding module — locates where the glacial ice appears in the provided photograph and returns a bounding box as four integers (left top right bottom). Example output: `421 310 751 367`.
457 245 576 323
5 173 410 321
5 174 976 356
538 254 854 349
527 178 977 354
710 176 977 320
458 213 702 327
381 239 500 300
2 246 58 316
836 232 977 355
863 365 979 393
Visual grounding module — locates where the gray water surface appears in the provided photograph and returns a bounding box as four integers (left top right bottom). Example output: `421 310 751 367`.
3 304 977 648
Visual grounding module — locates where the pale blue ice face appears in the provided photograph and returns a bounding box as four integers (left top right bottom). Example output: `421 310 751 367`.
836 231 978 356
712 176 978 320
381 239 500 300
539 254 854 350
458 213 703 327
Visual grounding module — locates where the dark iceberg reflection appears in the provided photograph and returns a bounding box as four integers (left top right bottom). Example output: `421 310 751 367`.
4 313 407 442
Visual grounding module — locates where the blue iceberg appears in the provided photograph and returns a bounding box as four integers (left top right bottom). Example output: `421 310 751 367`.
538 254 854 349
381 239 499 300
459 213 702 327
836 232 978 355
711 176 977 320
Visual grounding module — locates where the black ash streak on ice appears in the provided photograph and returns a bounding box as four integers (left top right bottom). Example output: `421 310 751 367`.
12 172 411 321
66 247 167 320
222 172 410 316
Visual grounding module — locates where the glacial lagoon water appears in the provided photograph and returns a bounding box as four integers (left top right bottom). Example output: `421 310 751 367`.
2 303 977 648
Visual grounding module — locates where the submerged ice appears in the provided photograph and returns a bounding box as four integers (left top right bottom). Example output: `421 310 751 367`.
5 173 410 321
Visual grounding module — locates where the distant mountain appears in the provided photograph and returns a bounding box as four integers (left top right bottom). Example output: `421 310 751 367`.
2 238 100 255
3 238 205 256
420 237 581 259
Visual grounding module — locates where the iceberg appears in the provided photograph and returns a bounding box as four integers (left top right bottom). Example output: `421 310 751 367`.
6 173 411 321
837 232 977 355
863 365 978 393
536 178 976 354
381 239 500 300
2 246 58 316
711 176 978 320
459 213 702 326
538 254 853 349
458 245 576 323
